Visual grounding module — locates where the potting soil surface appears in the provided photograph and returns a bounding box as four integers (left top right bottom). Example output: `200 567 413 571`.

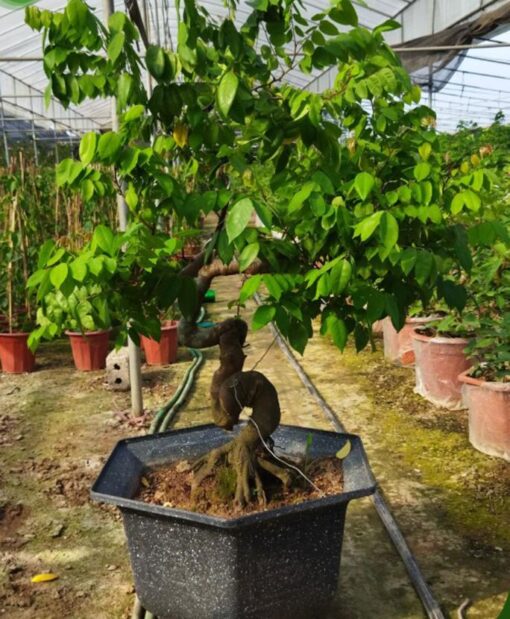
1 274 509 618
136 456 343 518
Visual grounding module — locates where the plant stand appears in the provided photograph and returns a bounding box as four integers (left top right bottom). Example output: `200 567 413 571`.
92 424 375 619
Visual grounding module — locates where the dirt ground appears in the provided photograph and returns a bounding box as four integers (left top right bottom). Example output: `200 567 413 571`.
1 277 509 618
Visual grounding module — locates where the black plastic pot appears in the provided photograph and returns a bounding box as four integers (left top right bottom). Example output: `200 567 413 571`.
91 424 376 619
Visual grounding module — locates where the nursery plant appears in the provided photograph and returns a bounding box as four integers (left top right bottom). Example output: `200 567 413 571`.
26 223 183 349
26 0 492 506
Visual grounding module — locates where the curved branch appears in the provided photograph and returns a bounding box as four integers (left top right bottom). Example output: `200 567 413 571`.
178 257 268 346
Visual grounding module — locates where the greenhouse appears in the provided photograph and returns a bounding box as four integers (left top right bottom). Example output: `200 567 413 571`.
0 0 509 617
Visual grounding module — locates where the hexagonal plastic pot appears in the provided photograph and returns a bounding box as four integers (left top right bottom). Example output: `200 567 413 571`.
91 424 376 619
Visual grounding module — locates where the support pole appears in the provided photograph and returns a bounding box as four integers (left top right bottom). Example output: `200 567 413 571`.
103 0 143 417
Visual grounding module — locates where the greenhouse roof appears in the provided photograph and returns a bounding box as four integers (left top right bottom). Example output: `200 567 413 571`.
0 0 509 140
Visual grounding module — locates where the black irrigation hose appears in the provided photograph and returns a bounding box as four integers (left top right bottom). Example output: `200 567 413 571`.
255 293 446 619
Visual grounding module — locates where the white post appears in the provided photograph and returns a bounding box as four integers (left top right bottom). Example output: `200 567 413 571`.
103 0 144 416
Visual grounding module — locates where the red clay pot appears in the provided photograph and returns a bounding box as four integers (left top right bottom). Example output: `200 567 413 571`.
412 331 471 410
141 321 178 366
459 370 510 461
66 330 110 371
383 316 438 366
0 332 35 373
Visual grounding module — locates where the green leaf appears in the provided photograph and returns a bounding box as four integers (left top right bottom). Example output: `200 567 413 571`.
239 242 259 272
418 142 431 160
70 259 87 283
451 192 465 215
354 211 383 241
336 439 351 459
252 305 275 330
288 322 309 355
441 281 467 312
399 248 416 275
239 274 262 304
354 172 375 201
79 132 97 165
380 212 399 251
124 105 145 121
146 45 166 79
217 71 239 118
125 183 138 210
92 225 114 255
37 240 56 269
329 0 358 26
56 159 83 186
330 259 352 294
226 198 253 243
50 263 69 290
117 73 133 109
27 269 46 288
253 200 272 228
463 189 481 212
66 0 88 29
327 314 348 350
414 251 434 286
108 31 125 63
178 277 198 320
289 182 315 213
98 132 122 161
414 162 431 182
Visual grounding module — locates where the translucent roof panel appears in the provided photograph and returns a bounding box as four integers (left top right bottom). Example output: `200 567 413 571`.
0 0 505 135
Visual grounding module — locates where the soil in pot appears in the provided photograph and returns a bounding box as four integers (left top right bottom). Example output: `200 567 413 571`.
136 455 344 518
412 328 471 410
66 330 110 371
141 321 178 366
459 369 510 462
0 332 35 373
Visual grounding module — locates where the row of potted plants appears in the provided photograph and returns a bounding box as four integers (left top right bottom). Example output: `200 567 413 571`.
381 245 509 461
0 225 188 374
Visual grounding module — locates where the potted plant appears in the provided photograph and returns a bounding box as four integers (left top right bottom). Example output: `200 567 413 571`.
92 424 375 618
382 304 444 366
458 250 510 460
459 314 510 461
28 0 489 615
140 306 179 366
412 310 476 410
27 237 115 371
0 158 36 373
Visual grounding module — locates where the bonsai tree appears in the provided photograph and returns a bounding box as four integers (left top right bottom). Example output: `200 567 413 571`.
27 0 490 506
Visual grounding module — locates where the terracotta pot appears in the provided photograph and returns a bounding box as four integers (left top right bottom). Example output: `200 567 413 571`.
141 321 178 366
66 330 110 371
383 316 438 366
412 331 471 410
459 370 510 461
0 332 35 373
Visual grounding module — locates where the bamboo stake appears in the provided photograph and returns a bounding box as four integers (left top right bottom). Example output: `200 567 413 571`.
7 195 16 333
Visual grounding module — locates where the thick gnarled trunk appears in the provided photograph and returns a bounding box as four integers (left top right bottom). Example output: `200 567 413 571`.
177 256 290 507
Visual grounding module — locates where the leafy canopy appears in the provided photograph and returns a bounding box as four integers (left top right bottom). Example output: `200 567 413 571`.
26 0 491 354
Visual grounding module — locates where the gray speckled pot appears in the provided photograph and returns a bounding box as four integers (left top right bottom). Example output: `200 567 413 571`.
91 424 376 619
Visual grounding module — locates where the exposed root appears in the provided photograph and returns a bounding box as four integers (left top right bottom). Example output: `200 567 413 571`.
191 438 296 508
